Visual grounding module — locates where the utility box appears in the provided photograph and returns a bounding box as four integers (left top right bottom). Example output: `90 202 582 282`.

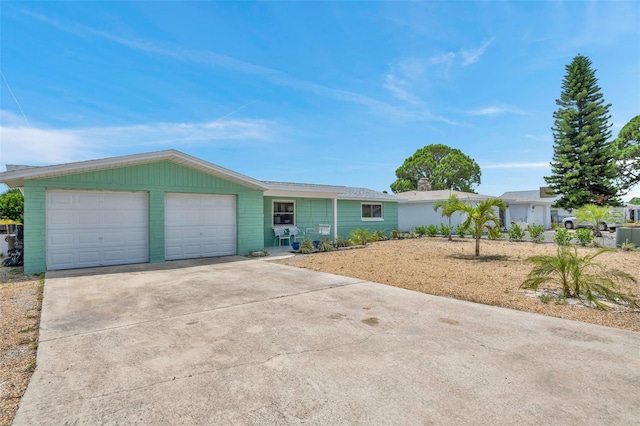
615 227 640 247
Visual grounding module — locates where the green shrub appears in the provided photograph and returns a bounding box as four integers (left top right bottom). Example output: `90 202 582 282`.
414 225 428 236
620 239 636 251
455 224 467 238
349 228 371 245
426 224 438 237
335 235 352 247
371 230 386 241
508 223 526 241
552 228 573 246
528 224 545 244
299 238 315 254
575 228 594 247
489 228 504 240
438 223 451 238
391 229 403 239
318 237 335 252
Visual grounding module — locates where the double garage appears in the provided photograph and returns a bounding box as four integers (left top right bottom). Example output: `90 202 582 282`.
46 190 237 270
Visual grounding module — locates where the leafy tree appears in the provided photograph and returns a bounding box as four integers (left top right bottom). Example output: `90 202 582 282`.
443 198 506 256
575 204 622 237
390 144 481 193
521 247 637 310
433 194 460 241
629 197 640 205
0 188 24 222
613 115 640 193
545 54 619 209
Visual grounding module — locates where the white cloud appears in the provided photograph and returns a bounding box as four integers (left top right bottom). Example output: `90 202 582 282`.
460 37 495 66
467 106 525 116
481 162 550 170
0 110 278 168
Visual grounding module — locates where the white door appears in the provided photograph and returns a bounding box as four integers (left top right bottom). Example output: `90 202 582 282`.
46 190 149 270
165 193 236 260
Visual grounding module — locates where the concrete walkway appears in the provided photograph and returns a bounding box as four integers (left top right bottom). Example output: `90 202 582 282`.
14 257 640 425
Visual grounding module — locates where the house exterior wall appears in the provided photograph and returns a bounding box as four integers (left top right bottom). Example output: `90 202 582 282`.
336 200 398 238
263 197 398 245
398 202 466 232
22 161 264 273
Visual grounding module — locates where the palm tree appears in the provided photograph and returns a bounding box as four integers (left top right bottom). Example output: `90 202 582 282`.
575 204 622 237
444 198 506 256
433 194 459 241
521 247 637 309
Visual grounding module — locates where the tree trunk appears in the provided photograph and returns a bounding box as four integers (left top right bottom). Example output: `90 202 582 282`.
475 236 480 256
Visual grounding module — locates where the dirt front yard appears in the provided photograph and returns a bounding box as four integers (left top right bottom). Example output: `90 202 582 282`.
281 238 640 332
0 268 42 426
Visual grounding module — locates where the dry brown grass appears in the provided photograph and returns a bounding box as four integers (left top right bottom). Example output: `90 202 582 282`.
0 268 42 426
283 238 640 332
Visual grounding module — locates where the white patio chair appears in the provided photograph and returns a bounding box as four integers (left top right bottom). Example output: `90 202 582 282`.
288 226 305 243
273 227 290 246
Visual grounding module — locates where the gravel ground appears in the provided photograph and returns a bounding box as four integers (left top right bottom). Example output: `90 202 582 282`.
0 267 42 426
279 237 640 332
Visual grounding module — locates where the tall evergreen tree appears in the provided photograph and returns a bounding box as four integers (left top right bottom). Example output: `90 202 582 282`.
545 54 619 209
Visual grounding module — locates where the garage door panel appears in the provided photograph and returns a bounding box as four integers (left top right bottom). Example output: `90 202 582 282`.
165 194 236 260
47 190 149 270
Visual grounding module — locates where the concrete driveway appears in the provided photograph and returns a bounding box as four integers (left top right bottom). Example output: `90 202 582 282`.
14 257 640 425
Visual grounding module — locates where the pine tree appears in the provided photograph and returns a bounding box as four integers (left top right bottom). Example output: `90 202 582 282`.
545 54 619 209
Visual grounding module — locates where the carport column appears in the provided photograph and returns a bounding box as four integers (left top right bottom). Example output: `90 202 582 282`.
148 190 165 263
505 205 512 229
333 197 338 240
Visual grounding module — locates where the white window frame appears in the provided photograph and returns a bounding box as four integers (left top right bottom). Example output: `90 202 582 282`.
361 203 383 221
272 200 296 227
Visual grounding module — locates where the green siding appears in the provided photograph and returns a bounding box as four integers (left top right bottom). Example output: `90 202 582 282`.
337 200 398 238
263 197 398 246
23 161 264 273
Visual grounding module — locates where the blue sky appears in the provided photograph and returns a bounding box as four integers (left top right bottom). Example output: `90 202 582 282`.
1 1 639 198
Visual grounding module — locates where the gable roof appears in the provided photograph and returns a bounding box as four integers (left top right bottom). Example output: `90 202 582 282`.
0 150 269 190
263 181 398 201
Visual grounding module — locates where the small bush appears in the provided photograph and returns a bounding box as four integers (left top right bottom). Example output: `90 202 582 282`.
508 223 526 241
335 235 352 248
620 239 636 252
489 228 504 240
426 224 438 237
299 238 315 254
391 229 402 239
438 223 451 238
318 237 335 252
371 230 386 241
553 228 573 246
455 225 467 238
350 228 371 245
528 224 545 243
574 228 594 247
414 225 428 236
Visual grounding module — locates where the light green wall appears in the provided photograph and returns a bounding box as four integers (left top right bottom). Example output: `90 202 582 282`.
263 196 398 246
23 161 264 273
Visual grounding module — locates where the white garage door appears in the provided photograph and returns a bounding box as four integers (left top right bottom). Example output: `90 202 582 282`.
165 193 236 260
47 190 149 270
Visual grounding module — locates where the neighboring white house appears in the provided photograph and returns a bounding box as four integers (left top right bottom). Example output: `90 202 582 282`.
396 184 554 232
396 189 497 232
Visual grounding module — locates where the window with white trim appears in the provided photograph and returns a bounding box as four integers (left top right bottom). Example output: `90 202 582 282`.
361 203 383 221
273 201 295 226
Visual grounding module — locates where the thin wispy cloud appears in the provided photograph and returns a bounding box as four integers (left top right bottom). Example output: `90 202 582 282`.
0 110 279 167
467 106 525 116
460 37 495 66
482 162 549 170
22 9 416 121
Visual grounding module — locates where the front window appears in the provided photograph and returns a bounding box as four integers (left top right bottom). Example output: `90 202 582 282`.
273 201 295 226
361 203 383 221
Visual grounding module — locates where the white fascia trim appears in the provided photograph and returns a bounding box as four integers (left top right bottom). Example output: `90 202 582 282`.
264 189 339 199
0 150 268 190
